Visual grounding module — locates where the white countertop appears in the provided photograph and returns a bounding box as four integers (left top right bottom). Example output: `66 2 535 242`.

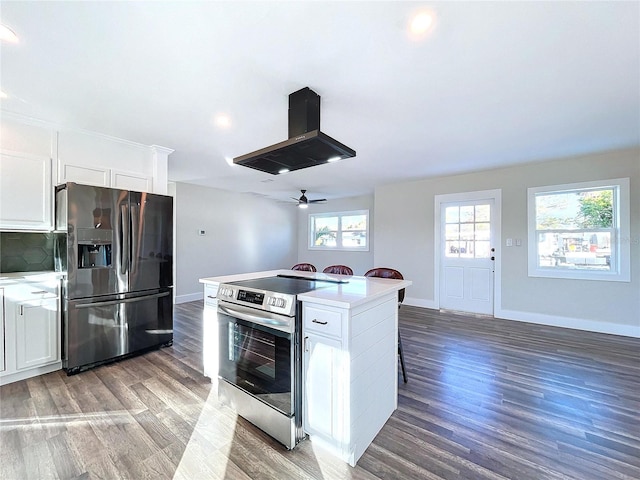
0 271 63 286
200 269 411 309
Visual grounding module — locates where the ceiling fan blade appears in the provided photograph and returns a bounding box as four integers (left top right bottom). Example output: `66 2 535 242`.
290 197 301 202
309 198 327 203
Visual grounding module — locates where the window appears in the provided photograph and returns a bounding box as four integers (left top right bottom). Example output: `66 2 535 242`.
309 210 369 251
528 178 630 282
444 203 492 259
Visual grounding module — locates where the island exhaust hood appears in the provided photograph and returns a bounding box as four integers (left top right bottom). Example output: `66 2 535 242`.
233 87 356 175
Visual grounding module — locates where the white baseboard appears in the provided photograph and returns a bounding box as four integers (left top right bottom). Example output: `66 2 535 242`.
496 308 640 338
176 292 204 304
404 297 438 310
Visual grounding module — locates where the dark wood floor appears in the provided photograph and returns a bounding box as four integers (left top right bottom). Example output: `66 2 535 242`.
1 302 638 479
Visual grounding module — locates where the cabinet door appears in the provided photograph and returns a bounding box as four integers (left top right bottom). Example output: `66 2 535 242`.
58 162 109 187
303 334 343 440
111 169 152 192
0 152 52 230
16 297 59 370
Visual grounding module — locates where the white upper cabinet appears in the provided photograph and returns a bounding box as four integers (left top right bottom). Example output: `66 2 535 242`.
0 152 53 231
0 112 172 230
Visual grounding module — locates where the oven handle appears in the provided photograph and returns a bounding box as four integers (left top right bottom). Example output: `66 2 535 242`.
218 303 293 334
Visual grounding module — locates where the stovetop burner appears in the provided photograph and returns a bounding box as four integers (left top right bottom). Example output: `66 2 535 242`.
227 275 330 295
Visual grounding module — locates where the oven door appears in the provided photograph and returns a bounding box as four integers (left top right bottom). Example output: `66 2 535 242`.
218 302 294 416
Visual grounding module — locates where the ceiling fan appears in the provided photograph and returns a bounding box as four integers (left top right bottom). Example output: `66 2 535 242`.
292 190 327 209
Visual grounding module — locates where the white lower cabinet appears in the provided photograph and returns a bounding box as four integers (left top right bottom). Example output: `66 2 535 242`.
304 333 343 440
302 294 399 466
16 297 59 370
0 278 62 385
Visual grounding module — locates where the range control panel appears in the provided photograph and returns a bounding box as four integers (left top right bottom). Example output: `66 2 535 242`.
217 284 295 317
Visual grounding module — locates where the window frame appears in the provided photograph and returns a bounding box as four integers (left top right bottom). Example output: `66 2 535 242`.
308 209 370 251
527 178 630 282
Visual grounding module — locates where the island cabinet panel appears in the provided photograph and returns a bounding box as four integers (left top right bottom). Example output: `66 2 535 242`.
302 292 398 466
202 284 219 385
0 288 4 372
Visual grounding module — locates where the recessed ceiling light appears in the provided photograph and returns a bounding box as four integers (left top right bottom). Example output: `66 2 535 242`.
0 25 19 43
327 156 341 163
215 114 231 128
409 11 435 37
278 168 290 174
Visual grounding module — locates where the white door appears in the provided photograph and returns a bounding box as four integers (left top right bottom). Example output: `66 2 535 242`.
440 199 495 315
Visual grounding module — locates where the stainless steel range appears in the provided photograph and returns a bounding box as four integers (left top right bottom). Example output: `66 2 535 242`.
216 275 336 449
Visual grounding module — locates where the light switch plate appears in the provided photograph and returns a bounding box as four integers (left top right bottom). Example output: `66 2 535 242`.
506 238 513 247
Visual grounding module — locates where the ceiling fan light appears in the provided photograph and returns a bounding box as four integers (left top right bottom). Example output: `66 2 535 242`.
298 203 308 209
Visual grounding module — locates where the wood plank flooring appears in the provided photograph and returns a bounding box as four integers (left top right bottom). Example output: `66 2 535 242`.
1 302 638 479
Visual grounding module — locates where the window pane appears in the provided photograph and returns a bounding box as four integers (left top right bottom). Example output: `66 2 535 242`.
460 223 474 240
445 224 459 240
315 216 338 230
446 241 461 257
535 188 613 230
537 231 611 271
459 242 473 258
460 206 474 223
445 206 459 223
475 241 491 258
342 215 366 231
475 222 490 240
314 231 336 247
342 231 366 247
475 204 490 222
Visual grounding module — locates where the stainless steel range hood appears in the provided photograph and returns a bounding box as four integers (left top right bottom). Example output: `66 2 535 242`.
233 87 356 175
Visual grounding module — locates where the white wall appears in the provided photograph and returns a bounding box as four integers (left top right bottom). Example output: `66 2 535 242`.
375 147 640 337
175 182 298 302
296 194 375 275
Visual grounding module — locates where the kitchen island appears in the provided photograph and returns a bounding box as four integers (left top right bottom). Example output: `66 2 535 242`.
200 269 411 466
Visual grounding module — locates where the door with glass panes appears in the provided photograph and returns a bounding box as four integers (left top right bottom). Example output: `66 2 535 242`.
440 199 495 315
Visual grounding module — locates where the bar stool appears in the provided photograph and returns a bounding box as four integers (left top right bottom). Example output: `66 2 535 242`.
291 263 317 272
364 268 408 383
322 265 353 275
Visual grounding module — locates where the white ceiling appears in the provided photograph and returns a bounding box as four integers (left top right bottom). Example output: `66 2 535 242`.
1 1 638 203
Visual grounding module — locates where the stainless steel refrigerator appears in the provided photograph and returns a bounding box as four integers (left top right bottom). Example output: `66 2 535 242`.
55 182 173 373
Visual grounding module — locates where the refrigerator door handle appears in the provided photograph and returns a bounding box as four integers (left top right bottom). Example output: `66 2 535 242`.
130 203 140 275
120 204 130 275
75 291 170 309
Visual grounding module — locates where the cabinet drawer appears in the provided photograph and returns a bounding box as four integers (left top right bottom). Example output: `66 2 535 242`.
3 283 58 301
304 305 343 338
204 285 218 307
